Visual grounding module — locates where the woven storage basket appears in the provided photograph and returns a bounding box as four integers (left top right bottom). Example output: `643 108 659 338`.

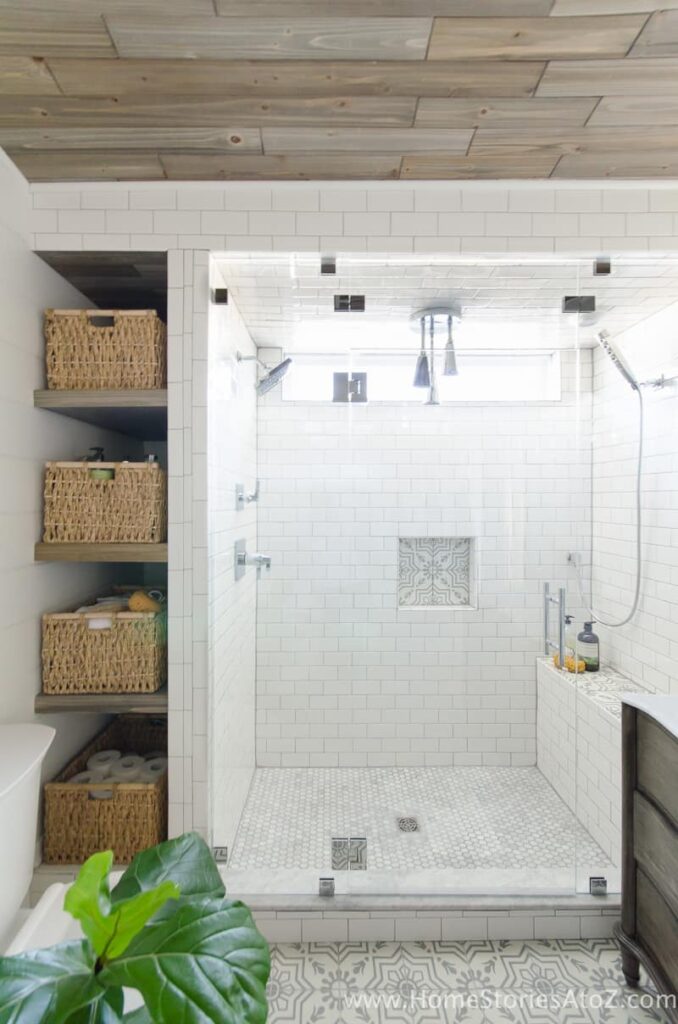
44 309 166 390
42 593 166 695
43 461 167 544
43 715 167 864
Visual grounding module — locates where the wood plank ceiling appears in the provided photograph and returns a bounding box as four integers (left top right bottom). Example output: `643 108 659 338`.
1 0 678 181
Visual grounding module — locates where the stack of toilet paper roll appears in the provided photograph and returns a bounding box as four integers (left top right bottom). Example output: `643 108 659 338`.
69 749 167 788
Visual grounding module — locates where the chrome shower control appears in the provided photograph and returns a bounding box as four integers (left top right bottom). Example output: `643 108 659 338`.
234 539 272 579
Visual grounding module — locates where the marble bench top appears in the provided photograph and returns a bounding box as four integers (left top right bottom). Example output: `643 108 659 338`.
539 658 648 721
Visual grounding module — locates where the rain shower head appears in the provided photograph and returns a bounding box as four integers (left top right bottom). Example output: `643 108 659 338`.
596 330 639 392
256 357 293 396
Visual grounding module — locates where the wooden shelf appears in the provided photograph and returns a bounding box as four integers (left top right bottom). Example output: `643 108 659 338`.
35 687 168 715
34 389 167 440
35 543 168 563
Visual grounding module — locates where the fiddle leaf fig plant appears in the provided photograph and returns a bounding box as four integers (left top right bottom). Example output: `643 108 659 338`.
0 833 270 1024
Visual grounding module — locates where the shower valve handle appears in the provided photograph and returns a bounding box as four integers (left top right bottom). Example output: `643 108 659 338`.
237 551 271 571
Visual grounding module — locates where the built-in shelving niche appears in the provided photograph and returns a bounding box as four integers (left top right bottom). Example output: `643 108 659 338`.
33 251 170 728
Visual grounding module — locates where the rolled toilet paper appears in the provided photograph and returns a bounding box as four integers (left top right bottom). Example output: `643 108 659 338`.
70 770 106 785
144 750 165 761
108 764 141 782
87 750 122 775
118 754 144 770
138 758 168 781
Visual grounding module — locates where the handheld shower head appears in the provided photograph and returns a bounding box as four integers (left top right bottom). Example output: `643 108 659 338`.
596 330 639 391
256 357 292 396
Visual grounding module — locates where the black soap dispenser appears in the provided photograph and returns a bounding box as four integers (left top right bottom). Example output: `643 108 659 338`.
577 622 600 672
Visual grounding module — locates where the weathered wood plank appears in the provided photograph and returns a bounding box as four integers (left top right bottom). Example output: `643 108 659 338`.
553 150 678 177
35 542 169 562
471 127 678 155
0 56 60 95
262 127 472 155
551 0 678 13
588 96 678 127
159 153 400 180
216 0 553 12
415 97 597 128
539 58 678 97
630 10 678 58
401 153 559 178
47 58 545 99
0 127 263 152
106 16 431 60
11 149 166 181
35 687 169 714
0 0 214 11
428 15 647 60
0 12 116 58
0 95 417 128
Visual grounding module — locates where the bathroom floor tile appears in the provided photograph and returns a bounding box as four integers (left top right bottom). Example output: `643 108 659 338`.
228 766 611 873
267 939 671 1023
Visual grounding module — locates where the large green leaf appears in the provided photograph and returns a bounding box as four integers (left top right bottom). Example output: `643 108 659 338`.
111 833 224 911
66 988 124 1024
100 898 270 1024
0 941 104 1024
122 1009 151 1024
64 851 179 960
63 851 115 957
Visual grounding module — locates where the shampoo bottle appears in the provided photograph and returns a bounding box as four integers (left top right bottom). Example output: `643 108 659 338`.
577 622 600 672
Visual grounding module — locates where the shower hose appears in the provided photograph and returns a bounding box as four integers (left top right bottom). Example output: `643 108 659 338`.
572 386 644 629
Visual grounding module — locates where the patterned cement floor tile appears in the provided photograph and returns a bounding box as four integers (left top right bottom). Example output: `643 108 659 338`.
267 940 673 1024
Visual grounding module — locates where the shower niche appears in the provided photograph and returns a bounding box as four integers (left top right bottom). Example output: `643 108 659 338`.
398 536 475 609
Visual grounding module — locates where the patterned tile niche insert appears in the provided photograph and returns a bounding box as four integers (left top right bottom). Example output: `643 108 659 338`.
399 537 473 608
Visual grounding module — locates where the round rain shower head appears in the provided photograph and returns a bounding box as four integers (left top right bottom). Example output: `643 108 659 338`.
256 357 293 396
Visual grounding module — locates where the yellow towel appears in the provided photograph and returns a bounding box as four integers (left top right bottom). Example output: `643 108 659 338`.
128 590 162 613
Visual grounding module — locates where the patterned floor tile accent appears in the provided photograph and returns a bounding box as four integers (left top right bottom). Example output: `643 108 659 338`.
398 537 471 607
267 939 672 1023
229 767 610 871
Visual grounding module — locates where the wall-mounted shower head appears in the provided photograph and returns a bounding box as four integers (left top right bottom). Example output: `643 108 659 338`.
596 330 639 392
256 358 292 396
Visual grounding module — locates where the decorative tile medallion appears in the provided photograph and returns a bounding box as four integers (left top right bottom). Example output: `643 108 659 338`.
399 537 472 608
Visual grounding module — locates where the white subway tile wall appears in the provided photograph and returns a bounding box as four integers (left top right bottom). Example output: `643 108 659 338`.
537 660 622 870
27 179 678 837
207 283 258 853
29 183 678 257
591 302 678 697
255 351 592 769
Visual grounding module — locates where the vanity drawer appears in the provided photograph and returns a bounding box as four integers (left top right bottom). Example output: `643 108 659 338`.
637 713 678 828
634 792 678 916
636 869 678 993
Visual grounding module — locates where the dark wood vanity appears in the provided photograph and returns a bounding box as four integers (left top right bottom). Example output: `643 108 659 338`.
617 700 678 1019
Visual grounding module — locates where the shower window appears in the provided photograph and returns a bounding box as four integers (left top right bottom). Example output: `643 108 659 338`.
281 350 561 403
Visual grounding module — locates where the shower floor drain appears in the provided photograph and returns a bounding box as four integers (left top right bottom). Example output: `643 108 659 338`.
398 816 419 833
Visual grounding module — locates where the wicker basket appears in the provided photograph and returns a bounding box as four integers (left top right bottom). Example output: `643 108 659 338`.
42 592 166 695
43 715 167 864
44 309 166 390
43 461 167 544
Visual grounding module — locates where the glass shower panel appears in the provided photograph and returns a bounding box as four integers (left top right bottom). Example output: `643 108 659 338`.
221 254 602 899
572 255 678 897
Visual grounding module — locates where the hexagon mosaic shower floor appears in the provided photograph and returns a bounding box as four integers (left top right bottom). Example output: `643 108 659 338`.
267 939 672 1023
229 767 610 872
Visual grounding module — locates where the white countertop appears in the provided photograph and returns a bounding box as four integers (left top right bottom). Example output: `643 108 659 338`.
622 694 678 741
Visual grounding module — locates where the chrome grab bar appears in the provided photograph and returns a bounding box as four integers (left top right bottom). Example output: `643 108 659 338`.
544 582 566 667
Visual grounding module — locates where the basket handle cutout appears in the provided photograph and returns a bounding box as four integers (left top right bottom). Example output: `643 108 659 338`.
87 314 116 328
